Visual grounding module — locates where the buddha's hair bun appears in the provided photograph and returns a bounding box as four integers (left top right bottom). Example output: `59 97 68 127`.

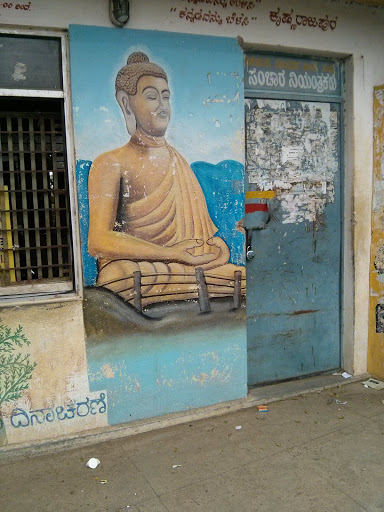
127 52 149 65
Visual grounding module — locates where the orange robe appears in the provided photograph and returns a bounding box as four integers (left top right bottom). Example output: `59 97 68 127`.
95 132 245 306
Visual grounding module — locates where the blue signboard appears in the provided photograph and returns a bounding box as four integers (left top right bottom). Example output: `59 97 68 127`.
245 53 341 98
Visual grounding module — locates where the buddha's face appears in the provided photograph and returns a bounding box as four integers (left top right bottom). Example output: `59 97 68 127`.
129 76 171 137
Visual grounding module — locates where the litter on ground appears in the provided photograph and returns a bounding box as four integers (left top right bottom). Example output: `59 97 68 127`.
257 405 269 412
333 371 353 379
86 458 100 469
363 378 384 390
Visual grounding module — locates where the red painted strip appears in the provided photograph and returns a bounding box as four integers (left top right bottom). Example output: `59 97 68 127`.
245 203 268 213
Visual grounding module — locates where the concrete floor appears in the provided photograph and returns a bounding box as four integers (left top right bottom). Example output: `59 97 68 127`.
1 380 384 511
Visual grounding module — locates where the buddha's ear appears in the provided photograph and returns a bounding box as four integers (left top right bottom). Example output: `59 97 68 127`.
116 90 137 135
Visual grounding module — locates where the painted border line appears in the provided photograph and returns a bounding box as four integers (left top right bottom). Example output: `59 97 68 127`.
245 191 276 199
245 203 268 213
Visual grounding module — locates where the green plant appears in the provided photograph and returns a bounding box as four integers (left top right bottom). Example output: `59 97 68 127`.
0 325 37 404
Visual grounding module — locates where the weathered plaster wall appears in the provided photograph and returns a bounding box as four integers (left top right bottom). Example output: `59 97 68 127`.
1 0 384 446
0 301 108 445
1 0 383 374
368 86 384 379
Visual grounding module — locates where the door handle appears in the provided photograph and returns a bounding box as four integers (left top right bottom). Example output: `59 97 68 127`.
246 247 255 260
246 229 255 260
244 208 271 261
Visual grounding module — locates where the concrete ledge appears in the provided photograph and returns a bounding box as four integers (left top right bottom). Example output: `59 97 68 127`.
0 372 368 463
248 372 369 403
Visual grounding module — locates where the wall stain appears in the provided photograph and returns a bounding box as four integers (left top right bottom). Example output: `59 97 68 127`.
291 309 320 316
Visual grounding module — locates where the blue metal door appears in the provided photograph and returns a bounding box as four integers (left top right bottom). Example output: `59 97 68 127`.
245 56 342 385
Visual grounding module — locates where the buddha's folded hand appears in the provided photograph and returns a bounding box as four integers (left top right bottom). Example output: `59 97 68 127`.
168 239 217 267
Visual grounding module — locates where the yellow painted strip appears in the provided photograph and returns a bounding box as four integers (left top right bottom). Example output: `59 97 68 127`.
0 186 15 283
245 190 276 199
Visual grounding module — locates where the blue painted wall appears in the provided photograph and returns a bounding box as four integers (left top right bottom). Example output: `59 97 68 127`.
70 26 247 426
88 325 247 425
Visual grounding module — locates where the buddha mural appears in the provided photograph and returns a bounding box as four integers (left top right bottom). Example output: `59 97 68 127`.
88 52 245 307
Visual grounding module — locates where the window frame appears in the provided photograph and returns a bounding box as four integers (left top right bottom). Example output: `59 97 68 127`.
0 28 82 304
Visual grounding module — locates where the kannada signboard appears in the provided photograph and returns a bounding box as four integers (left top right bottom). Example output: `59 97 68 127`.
245 54 342 98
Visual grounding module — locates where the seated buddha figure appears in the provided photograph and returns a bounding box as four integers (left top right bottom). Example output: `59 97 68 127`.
88 52 245 306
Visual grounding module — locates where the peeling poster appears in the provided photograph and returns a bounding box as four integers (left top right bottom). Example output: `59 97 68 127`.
245 99 338 224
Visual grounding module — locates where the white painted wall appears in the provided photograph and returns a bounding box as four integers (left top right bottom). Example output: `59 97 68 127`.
2 0 384 377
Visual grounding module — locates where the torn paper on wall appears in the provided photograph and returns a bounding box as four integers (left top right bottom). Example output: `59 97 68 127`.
245 99 338 224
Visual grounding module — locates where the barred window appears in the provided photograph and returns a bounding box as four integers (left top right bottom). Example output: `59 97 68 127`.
0 34 75 298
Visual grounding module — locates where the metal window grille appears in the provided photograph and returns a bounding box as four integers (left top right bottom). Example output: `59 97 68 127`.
0 98 73 287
